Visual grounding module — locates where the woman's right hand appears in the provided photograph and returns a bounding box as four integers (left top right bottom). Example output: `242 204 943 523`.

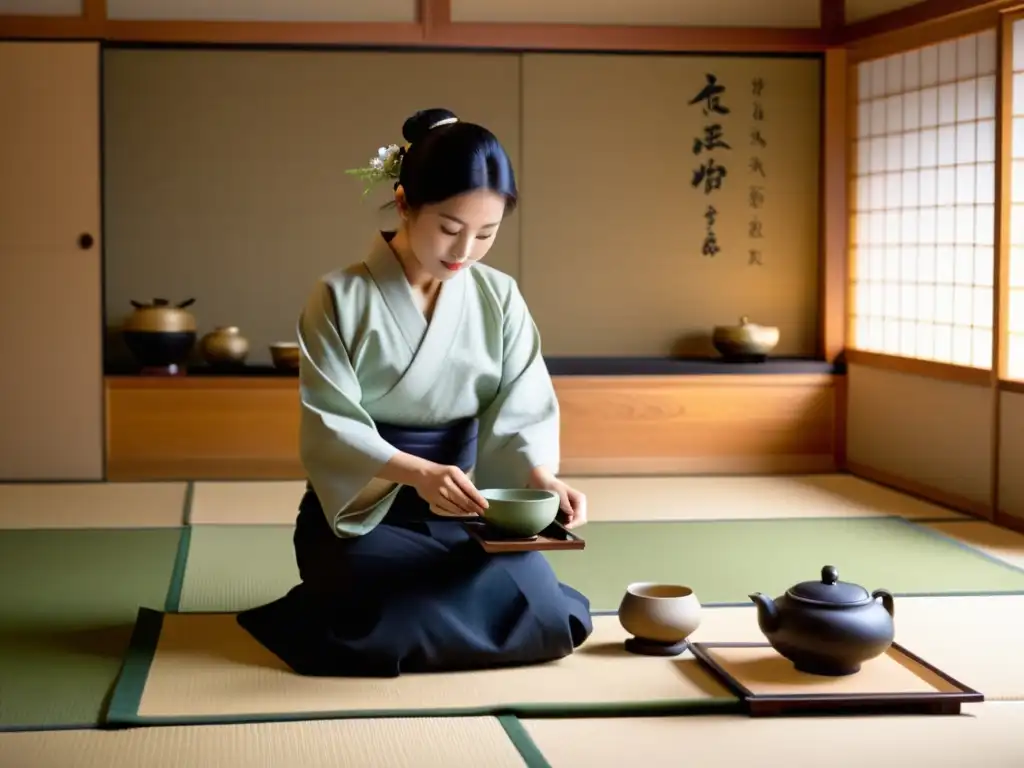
414 464 489 518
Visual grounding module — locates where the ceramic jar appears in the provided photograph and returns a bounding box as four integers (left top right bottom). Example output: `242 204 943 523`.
200 326 250 367
122 298 197 374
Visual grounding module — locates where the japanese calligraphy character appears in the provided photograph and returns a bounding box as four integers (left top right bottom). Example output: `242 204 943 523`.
693 124 731 155
692 159 728 194
688 73 730 116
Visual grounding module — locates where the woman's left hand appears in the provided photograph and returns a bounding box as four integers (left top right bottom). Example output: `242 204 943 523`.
528 469 587 529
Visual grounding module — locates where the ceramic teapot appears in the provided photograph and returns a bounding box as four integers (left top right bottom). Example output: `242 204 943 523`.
749 565 895 676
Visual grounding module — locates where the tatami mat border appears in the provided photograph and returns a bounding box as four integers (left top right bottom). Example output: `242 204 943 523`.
497 716 552 768
163 527 192 613
182 481 194 525
158 483 195 612
895 517 1024 577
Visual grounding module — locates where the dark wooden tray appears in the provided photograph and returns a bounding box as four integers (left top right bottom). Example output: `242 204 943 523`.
688 641 983 717
462 520 585 552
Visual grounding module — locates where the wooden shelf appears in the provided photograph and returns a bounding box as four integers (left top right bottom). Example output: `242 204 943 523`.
104 357 842 379
104 373 839 481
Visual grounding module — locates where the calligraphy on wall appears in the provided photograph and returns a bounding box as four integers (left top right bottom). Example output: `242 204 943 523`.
688 73 769 267
689 73 730 258
749 76 766 267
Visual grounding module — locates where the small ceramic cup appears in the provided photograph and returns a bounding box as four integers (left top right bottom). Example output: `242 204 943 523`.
618 582 702 649
269 342 300 370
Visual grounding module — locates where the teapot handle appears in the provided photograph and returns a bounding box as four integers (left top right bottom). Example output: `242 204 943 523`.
872 588 895 618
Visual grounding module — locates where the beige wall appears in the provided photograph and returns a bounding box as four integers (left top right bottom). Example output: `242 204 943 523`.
846 365 1024 525
103 48 822 364
1000 391 1024 522
845 0 922 25
520 54 821 357
103 49 522 365
0 0 81 13
846 364 994 510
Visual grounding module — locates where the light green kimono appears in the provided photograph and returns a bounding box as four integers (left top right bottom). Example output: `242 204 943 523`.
298 234 560 537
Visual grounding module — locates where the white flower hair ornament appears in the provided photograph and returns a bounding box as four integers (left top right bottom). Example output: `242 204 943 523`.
344 116 459 197
345 143 406 197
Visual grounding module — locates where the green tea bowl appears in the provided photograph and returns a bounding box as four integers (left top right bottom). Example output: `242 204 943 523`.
479 488 561 538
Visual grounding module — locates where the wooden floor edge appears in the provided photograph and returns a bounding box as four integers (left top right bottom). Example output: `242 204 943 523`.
995 509 1024 534
102 373 839 390
560 455 836 476
845 461 993 520
105 454 838 482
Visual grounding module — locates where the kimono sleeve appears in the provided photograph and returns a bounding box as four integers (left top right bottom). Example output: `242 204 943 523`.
474 280 560 490
297 280 401 537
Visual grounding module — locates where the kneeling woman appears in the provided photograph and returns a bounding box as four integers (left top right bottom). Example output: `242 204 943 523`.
237 108 594 677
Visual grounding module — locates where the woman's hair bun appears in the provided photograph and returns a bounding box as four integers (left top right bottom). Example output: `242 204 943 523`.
402 108 459 144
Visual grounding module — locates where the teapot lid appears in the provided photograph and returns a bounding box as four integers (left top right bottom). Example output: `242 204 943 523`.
785 566 870 606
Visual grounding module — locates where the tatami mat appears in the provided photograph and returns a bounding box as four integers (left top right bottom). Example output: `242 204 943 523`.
0 529 182 729
925 521 1024 570
187 474 965 526
176 516 1024 613
0 717 531 768
106 611 734 726
570 474 966 521
523 702 1024 767
0 482 187 529
190 481 306 525
179 525 299 612
106 594 1024 730
885 594 1024 701
542 517 1024 610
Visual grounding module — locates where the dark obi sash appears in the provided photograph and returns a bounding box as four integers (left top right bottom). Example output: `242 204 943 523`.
236 419 593 677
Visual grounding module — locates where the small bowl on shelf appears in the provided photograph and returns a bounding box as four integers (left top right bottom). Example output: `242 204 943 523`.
269 342 300 370
711 316 779 363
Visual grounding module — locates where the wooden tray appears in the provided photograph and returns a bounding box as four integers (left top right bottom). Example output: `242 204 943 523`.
688 642 983 717
462 520 585 552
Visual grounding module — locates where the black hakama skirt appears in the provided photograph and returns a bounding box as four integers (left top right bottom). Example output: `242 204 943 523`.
236 419 593 677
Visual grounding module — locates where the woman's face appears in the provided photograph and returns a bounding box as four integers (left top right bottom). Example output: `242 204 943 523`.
399 188 506 281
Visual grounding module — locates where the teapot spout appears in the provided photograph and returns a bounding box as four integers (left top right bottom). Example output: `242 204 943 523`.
749 592 780 633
